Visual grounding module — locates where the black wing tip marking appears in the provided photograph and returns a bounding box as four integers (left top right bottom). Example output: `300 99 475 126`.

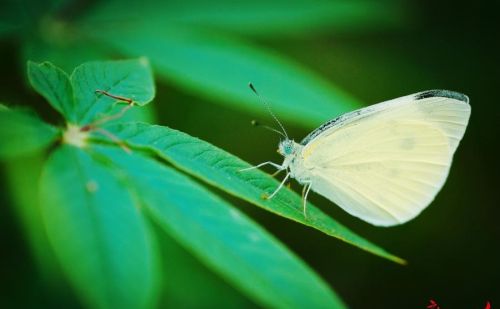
415 90 469 103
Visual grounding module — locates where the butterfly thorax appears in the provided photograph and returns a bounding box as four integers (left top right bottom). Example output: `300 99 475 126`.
278 139 310 184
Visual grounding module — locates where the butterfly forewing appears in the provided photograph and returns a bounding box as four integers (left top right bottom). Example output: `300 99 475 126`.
302 90 469 152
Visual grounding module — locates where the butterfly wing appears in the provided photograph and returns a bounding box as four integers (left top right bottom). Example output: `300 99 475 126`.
301 90 470 226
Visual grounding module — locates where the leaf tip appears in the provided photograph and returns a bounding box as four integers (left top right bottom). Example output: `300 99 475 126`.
394 256 408 266
26 60 38 76
27 60 56 70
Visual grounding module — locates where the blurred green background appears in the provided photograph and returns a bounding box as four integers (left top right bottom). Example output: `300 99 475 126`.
1 0 498 308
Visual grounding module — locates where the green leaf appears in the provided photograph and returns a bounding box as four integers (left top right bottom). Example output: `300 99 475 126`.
78 25 360 127
25 59 156 124
0 107 59 159
175 0 407 36
39 145 160 309
3 152 63 286
92 145 346 309
80 0 407 37
101 122 406 264
70 59 155 125
157 229 256 307
28 61 75 120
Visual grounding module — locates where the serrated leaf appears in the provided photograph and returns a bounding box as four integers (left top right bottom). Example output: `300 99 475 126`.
100 122 405 264
0 107 59 159
28 61 75 121
39 145 160 309
91 145 346 309
78 25 360 127
25 58 156 124
70 59 155 125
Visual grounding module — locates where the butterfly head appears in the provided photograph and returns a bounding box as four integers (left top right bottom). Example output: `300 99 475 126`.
278 139 295 157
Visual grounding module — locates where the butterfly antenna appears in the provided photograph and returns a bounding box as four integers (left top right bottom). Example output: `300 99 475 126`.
251 120 287 138
248 83 289 139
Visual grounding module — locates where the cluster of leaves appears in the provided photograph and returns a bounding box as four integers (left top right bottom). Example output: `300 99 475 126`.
1 0 410 307
0 59 404 308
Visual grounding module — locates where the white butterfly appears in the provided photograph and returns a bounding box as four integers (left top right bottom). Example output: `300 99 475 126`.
244 87 471 226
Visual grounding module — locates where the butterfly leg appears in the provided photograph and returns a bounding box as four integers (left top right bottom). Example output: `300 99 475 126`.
265 172 290 200
271 169 284 177
239 161 283 172
301 181 312 218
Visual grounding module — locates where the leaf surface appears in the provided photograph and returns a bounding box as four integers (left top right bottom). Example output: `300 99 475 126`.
0 107 59 158
39 145 160 309
159 234 256 308
101 122 405 264
28 61 75 120
70 59 155 125
80 0 407 37
92 145 346 309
